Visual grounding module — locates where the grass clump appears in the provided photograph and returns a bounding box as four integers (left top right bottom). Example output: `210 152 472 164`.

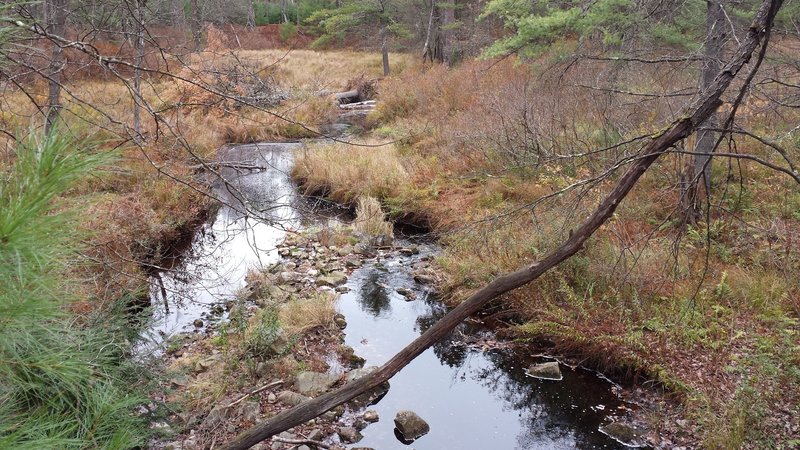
0 130 150 449
354 196 394 238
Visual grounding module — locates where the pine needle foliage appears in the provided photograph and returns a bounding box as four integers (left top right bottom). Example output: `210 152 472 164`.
0 130 149 449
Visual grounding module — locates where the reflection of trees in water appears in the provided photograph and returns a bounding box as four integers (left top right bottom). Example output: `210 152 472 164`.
357 269 392 317
412 296 623 449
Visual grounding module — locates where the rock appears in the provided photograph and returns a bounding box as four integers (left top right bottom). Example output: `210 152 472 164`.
306 429 323 441
412 272 436 285
201 404 230 429
370 234 393 247
393 410 430 442
315 271 348 287
294 371 340 396
169 373 190 388
353 243 376 257
321 406 343 422
337 245 353 256
192 319 204 328
240 401 260 423
335 285 350 293
334 313 347 329
345 366 377 383
267 392 277 404
525 361 563 380
337 426 363 443
363 410 379 422
395 287 416 300
278 271 302 284
343 256 362 268
598 422 644 446
276 390 311 406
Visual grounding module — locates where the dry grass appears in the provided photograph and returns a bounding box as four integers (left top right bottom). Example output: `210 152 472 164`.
279 291 338 336
353 196 394 238
292 140 411 203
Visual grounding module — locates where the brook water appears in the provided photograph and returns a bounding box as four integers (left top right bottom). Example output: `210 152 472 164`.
144 143 643 449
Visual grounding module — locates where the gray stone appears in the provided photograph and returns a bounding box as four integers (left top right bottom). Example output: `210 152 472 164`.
294 371 340 396
344 256 363 268
370 234 393 247
240 401 260 423
296 446 311 450
315 271 348 287
346 366 377 383
394 410 430 442
335 285 350 293
525 361 563 380
276 390 311 406
201 404 229 429
337 426 363 443
598 422 645 446
267 392 277 404
395 287 416 300
334 313 347 329
363 410 379 422
192 319 204 328
306 429 323 441
412 272 436 285
278 271 302 284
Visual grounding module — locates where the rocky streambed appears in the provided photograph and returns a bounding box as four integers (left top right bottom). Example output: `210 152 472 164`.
144 143 654 449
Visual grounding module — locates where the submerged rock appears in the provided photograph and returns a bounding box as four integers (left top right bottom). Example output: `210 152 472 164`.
599 422 646 447
294 371 340 396
525 361 563 380
393 410 430 442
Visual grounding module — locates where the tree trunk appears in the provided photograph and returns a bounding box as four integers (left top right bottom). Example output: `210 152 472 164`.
133 0 145 140
172 0 185 28
189 0 202 48
421 0 436 61
442 1 455 66
217 1 781 447
381 26 390 76
45 0 67 134
247 1 256 29
684 0 727 219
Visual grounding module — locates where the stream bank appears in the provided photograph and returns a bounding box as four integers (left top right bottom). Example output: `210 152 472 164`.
146 143 660 449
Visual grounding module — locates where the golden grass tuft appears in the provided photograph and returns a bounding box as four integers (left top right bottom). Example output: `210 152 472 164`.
279 291 337 335
353 196 394 238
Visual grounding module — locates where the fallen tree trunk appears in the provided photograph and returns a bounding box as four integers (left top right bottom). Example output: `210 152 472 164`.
218 1 781 448
334 90 360 104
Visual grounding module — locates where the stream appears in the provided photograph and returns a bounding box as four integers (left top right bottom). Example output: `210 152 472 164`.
143 143 645 449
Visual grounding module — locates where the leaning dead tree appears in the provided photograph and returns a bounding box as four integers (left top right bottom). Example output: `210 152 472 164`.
219 0 784 448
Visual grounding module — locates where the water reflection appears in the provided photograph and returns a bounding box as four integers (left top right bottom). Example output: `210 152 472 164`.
339 254 631 449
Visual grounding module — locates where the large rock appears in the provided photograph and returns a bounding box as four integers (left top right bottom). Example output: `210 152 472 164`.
525 361 563 380
276 390 311 406
393 410 430 442
337 426 363 443
315 271 348 287
294 371 340 396
239 401 260 424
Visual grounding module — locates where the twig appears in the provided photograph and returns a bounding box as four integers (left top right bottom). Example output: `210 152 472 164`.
227 380 284 408
272 436 331 449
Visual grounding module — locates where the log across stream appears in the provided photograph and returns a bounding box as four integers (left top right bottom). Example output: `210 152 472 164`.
142 143 646 449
